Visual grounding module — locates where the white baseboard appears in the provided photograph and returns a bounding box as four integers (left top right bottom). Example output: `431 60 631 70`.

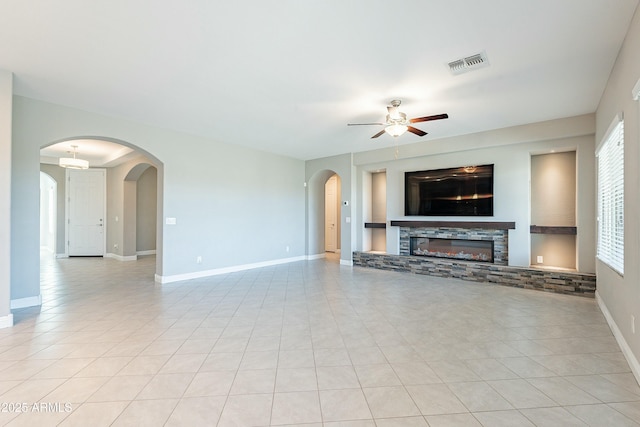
56 253 68 259
136 250 156 256
596 291 640 386
156 255 308 284
306 253 326 260
340 259 354 266
105 253 138 262
0 313 13 329
11 294 42 309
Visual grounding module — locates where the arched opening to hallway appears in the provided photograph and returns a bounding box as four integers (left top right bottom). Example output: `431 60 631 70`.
38 138 163 290
307 169 342 262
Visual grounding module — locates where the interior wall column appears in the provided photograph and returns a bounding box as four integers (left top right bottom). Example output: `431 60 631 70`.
123 180 137 258
0 70 13 328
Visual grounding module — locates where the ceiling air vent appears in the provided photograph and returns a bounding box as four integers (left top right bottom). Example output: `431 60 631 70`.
448 51 489 75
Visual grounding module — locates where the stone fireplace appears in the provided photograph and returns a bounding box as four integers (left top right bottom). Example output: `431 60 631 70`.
393 221 515 266
354 221 596 297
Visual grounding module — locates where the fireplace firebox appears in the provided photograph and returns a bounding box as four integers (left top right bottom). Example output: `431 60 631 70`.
410 237 494 263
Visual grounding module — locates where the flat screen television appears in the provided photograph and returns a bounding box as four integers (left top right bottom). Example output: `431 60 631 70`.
405 164 494 216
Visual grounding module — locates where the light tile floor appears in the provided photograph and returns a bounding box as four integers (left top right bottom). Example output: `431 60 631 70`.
1 254 639 426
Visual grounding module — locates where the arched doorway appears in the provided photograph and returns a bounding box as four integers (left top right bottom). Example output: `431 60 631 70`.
39 137 163 276
307 169 342 260
123 163 158 260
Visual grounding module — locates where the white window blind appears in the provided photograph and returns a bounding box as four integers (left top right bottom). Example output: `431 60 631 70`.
597 118 624 275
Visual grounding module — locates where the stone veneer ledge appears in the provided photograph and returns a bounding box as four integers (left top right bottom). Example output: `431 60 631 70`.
352 252 596 297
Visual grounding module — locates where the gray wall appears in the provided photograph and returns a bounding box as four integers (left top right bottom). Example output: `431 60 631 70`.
0 70 11 324
106 157 159 259
595 4 640 377
11 96 306 302
137 166 157 253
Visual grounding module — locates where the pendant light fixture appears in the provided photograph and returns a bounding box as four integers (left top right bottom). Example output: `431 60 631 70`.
59 145 89 169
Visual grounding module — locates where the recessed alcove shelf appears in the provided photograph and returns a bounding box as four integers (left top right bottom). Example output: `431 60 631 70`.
530 225 577 235
364 222 386 229
530 151 577 269
363 171 387 252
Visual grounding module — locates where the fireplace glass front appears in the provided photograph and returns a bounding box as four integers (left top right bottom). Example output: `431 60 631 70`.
410 237 494 263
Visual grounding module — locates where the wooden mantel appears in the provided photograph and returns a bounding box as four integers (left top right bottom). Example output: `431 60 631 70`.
390 220 516 230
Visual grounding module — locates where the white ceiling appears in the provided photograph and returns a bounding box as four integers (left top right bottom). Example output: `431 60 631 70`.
40 139 136 167
2 0 638 161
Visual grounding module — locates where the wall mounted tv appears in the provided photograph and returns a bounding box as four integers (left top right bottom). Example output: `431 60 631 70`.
405 164 494 216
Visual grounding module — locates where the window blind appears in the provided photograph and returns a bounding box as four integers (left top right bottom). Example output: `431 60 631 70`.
596 119 624 275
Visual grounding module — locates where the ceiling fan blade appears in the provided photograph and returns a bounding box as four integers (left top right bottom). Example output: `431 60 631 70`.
407 126 427 137
347 123 384 126
371 129 386 139
409 113 449 123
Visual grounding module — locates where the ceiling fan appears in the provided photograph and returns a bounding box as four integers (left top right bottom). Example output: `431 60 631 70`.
348 100 448 138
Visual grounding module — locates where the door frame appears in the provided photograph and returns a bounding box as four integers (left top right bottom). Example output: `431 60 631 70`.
64 168 107 257
39 171 57 257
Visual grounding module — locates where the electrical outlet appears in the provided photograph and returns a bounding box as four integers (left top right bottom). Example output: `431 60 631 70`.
196 256 202 264
536 255 543 264
114 243 118 249
286 246 290 252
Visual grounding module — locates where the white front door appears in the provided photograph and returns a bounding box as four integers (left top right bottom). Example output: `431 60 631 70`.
67 169 106 256
325 175 337 252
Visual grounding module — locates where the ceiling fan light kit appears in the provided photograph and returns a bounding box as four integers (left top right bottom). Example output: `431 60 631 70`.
385 124 408 137
348 99 448 139
59 145 89 169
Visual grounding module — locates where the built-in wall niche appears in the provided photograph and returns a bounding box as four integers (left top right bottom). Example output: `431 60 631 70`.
530 151 576 270
363 171 387 252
